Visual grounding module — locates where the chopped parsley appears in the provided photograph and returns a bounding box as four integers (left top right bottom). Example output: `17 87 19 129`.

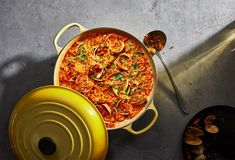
121 56 127 62
117 107 123 111
129 88 135 96
80 54 87 64
77 44 85 54
137 86 142 90
112 99 118 106
133 52 142 57
110 63 116 69
74 44 87 64
73 53 87 64
133 63 139 71
73 55 79 60
109 83 114 87
129 42 134 46
81 54 86 60
114 74 123 80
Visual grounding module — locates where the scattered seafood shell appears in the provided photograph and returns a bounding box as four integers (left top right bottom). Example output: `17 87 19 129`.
204 115 216 125
184 127 204 146
184 134 203 146
205 124 219 134
186 127 204 137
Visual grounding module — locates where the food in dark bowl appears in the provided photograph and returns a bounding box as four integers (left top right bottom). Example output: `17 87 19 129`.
56 32 154 128
182 106 235 160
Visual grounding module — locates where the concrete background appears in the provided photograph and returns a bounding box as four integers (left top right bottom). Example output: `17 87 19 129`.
0 0 235 159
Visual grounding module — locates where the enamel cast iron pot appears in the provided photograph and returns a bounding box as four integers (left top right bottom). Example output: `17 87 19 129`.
53 23 158 134
8 23 159 160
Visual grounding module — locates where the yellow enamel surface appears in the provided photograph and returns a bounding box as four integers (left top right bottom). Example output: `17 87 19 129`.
8 85 108 160
54 23 88 54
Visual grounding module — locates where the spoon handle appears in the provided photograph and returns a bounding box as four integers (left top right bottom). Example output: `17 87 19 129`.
156 54 190 114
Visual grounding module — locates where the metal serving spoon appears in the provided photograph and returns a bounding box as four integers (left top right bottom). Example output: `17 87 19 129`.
143 30 190 114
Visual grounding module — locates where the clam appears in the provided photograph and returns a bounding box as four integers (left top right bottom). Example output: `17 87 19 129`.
104 121 110 124
129 91 147 105
105 71 120 80
88 64 104 81
184 127 204 146
94 45 110 56
69 76 76 82
186 127 204 137
106 34 125 54
124 80 129 92
115 53 132 71
110 41 124 53
131 98 147 105
204 115 219 133
204 115 216 125
205 124 219 134
184 134 203 146
112 87 119 96
119 111 130 116
125 85 131 95
102 104 112 115
115 99 123 107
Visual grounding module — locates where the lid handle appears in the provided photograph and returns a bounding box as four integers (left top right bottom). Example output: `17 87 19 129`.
38 137 57 156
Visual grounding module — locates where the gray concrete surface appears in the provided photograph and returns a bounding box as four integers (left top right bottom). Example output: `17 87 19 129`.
0 0 235 159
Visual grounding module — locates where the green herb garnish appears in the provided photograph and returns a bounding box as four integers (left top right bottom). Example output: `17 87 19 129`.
77 44 85 54
133 63 139 70
121 56 127 62
114 74 123 80
110 63 116 69
137 86 142 90
73 55 79 61
133 52 142 57
129 42 134 46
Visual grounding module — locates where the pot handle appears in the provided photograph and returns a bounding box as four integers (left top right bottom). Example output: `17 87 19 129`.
123 101 158 135
54 23 88 54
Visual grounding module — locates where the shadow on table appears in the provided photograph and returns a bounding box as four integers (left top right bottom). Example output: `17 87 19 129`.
156 20 235 113
172 20 235 75
0 54 57 159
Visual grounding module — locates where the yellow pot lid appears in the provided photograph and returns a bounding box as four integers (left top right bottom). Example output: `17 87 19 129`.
8 85 108 160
